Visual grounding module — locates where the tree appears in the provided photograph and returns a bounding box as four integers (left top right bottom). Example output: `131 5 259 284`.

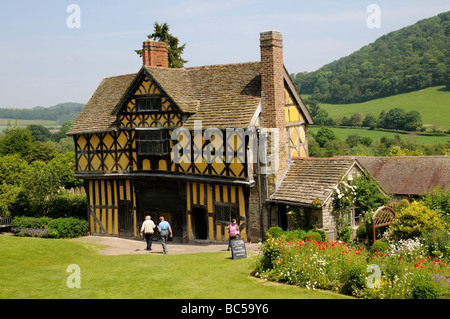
350 113 362 126
362 114 377 129
314 127 337 148
25 141 58 163
0 183 22 216
384 107 407 130
0 154 29 186
346 134 362 148
304 98 320 118
51 121 73 143
48 152 83 189
403 110 423 131
0 123 33 158
314 109 333 126
135 22 187 68
377 110 386 128
27 124 51 142
22 161 62 216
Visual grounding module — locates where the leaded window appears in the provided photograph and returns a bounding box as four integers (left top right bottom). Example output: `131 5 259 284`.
215 203 238 223
136 96 161 112
136 129 169 156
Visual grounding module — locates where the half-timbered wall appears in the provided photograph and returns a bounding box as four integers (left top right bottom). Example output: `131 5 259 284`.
171 129 248 179
186 182 248 242
86 179 136 237
285 86 308 158
74 75 249 179
118 76 184 129
75 131 136 172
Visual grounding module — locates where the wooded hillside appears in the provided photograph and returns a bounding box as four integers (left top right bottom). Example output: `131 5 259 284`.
292 11 450 104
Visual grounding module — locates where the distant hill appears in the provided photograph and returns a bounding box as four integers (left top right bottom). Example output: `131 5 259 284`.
292 11 450 104
0 102 84 124
317 86 450 130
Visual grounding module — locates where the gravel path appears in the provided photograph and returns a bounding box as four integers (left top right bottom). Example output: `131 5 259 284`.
73 235 260 256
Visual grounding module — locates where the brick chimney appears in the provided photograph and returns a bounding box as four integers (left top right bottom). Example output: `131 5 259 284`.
260 30 285 129
142 40 169 68
259 30 288 190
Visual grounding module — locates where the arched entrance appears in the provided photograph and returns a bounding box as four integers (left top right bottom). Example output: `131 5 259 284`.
371 206 396 243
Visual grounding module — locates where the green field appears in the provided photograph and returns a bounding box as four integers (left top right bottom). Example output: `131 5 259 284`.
309 126 450 145
0 118 58 132
0 236 349 299
310 86 450 130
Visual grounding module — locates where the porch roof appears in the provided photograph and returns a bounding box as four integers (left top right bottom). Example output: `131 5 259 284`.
270 157 361 206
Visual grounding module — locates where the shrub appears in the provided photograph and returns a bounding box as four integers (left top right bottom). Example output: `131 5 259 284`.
46 217 89 239
11 215 88 238
48 194 87 219
421 229 450 260
356 225 366 239
11 216 51 234
266 227 283 239
337 225 353 242
389 201 444 240
340 264 367 296
412 275 442 299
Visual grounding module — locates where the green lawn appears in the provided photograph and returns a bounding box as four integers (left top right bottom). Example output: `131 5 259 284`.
309 86 450 130
309 126 450 145
0 236 350 299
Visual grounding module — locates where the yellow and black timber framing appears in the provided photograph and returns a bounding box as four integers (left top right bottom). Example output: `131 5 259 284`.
67 32 313 243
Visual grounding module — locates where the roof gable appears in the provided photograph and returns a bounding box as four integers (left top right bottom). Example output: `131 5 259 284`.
111 68 185 118
67 73 136 135
284 67 314 125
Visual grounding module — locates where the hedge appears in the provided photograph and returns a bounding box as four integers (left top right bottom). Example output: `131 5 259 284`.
11 216 89 238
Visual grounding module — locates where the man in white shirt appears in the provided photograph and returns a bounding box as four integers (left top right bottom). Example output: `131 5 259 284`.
140 215 156 251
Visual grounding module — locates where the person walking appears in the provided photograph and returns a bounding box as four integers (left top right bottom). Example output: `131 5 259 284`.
226 218 239 251
157 216 172 254
140 215 156 251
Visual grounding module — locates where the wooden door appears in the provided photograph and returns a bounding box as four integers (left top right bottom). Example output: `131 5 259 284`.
118 199 133 237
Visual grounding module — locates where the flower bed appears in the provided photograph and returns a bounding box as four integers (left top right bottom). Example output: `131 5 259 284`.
251 237 450 299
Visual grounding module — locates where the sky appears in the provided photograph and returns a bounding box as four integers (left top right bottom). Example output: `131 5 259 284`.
0 0 449 108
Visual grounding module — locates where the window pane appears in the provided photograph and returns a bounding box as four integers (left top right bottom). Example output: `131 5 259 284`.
224 207 231 222
137 130 169 155
137 97 161 111
216 206 223 221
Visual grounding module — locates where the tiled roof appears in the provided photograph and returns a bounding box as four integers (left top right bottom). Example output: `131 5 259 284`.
146 62 262 129
67 73 136 135
68 62 262 135
355 156 450 195
271 158 359 206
